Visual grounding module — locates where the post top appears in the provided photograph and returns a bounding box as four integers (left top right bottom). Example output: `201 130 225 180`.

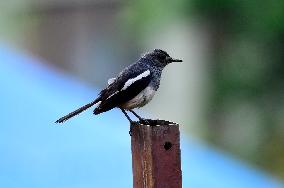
132 119 179 126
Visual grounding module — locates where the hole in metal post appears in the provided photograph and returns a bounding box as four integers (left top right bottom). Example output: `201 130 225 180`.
164 142 172 150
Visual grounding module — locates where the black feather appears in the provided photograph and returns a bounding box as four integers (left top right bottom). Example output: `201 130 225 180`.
94 71 152 114
55 98 100 123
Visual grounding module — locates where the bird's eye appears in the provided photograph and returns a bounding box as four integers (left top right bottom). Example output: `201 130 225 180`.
158 54 166 60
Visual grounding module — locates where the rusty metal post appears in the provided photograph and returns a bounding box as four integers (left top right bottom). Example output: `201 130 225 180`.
131 120 182 188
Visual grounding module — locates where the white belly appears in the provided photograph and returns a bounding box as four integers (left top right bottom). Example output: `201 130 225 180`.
120 86 156 109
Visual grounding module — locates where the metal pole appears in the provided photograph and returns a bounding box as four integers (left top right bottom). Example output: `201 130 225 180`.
131 120 182 188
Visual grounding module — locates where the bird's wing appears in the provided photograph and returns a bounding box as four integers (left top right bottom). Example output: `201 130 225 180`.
94 64 152 114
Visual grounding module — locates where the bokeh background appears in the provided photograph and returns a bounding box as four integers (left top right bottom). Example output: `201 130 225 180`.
1 0 284 187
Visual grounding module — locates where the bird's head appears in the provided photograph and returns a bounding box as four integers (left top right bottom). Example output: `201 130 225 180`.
142 49 182 67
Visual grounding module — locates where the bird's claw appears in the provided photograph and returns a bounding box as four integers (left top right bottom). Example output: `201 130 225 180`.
140 118 151 125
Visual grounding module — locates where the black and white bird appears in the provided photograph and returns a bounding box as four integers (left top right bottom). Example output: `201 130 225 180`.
55 49 182 124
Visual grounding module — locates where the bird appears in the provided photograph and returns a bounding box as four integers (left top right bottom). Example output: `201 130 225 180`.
55 49 182 125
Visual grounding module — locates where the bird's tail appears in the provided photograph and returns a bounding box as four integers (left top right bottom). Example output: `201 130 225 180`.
55 98 100 123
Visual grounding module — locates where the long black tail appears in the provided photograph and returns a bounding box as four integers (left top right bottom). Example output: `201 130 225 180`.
55 98 100 123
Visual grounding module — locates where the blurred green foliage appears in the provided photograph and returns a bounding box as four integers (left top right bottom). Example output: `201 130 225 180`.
192 0 284 177
122 0 187 40
126 0 284 178
0 1 35 44
193 0 284 178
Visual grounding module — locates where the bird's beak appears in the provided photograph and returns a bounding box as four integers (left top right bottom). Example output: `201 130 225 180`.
168 57 183 62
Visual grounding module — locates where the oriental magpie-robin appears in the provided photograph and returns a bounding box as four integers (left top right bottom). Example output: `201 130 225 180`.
55 49 182 124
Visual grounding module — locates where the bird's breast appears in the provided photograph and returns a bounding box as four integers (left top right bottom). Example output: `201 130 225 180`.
120 86 156 109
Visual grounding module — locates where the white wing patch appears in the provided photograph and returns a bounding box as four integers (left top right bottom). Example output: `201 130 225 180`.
105 70 150 101
106 91 119 100
108 78 116 85
122 70 150 91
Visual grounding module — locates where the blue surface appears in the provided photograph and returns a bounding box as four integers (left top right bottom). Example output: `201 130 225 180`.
0 45 282 188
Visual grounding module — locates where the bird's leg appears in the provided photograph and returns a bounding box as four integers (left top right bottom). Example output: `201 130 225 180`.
120 108 135 136
128 109 143 120
129 109 150 125
120 108 134 123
